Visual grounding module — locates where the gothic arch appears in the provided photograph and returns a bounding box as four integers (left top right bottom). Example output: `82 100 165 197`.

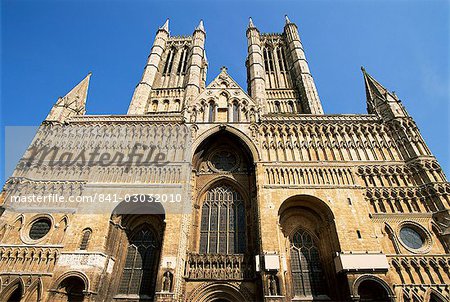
0 278 24 301
187 282 253 302
50 271 90 293
22 279 42 302
424 288 448 302
278 195 342 300
195 176 251 208
192 125 260 161
352 275 395 302
107 204 165 300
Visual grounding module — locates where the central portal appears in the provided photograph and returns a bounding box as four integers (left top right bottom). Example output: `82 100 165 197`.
185 129 260 302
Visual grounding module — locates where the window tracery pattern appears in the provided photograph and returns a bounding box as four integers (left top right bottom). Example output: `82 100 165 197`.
200 185 246 254
119 225 159 296
290 228 325 297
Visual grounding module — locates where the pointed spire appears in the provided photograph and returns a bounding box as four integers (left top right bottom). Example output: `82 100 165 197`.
248 17 255 28
361 67 406 118
361 66 391 104
285 15 292 24
195 19 205 32
46 73 91 122
160 18 169 32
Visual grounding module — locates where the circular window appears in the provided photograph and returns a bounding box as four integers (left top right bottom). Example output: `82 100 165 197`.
29 218 51 240
399 227 424 250
209 150 239 172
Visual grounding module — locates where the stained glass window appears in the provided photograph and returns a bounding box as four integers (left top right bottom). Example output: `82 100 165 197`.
290 228 325 297
119 225 159 296
199 185 246 254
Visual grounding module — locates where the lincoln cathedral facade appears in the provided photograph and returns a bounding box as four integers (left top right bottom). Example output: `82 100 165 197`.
0 16 449 302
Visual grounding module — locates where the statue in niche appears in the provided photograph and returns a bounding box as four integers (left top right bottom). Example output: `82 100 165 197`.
162 271 172 292
268 274 279 296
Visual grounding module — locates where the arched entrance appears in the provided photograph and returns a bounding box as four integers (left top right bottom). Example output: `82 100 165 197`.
48 273 89 302
187 282 253 302
55 276 86 302
278 195 343 301
187 129 259 300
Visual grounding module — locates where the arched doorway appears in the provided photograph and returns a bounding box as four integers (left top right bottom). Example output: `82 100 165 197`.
191 130 257 255
278 195 342 301
358 280 389 302
187 282 253 302
188 129 259 300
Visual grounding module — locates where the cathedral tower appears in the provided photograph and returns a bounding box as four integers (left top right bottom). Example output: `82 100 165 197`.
128 19 208 114
246 16 323 114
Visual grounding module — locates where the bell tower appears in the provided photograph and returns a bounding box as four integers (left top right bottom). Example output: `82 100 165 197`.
128 19 208 114
246 16 323 114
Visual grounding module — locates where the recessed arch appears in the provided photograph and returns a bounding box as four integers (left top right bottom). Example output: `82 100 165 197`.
425 288 448 302
187 282 253 302
278 194 341 300
0 278 24 302
196 176 251 206
51 271 90 293
352 275 395 302
192 125 260 162
23 279 42 302
278 194 335 225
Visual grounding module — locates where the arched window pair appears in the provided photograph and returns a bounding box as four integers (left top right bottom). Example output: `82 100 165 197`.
199 185 246 254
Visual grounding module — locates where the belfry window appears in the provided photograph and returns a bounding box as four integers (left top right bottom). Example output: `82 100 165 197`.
177 47 189 75
163 48 176 75
290 228 325 297
263 47 275 74
274 101 281 113
199 185 246 254
119 225 159 296
152 100 158 112
277 47 288 72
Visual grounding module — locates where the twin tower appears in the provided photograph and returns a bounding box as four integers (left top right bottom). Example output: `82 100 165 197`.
127 16 324 116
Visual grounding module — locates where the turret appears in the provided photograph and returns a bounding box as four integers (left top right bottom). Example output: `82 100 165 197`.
362 67 409 120
283 15 323 114
128 19 170 114
46 73 91 123
246 17 267 111
184 20 207 103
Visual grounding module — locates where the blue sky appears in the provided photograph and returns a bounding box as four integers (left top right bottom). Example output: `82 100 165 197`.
1 0 449 183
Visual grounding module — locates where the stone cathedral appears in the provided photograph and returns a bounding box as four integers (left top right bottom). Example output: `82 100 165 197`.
0 16 449 302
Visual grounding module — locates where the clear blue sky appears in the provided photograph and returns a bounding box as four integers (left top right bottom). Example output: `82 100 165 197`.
1 0 449 184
